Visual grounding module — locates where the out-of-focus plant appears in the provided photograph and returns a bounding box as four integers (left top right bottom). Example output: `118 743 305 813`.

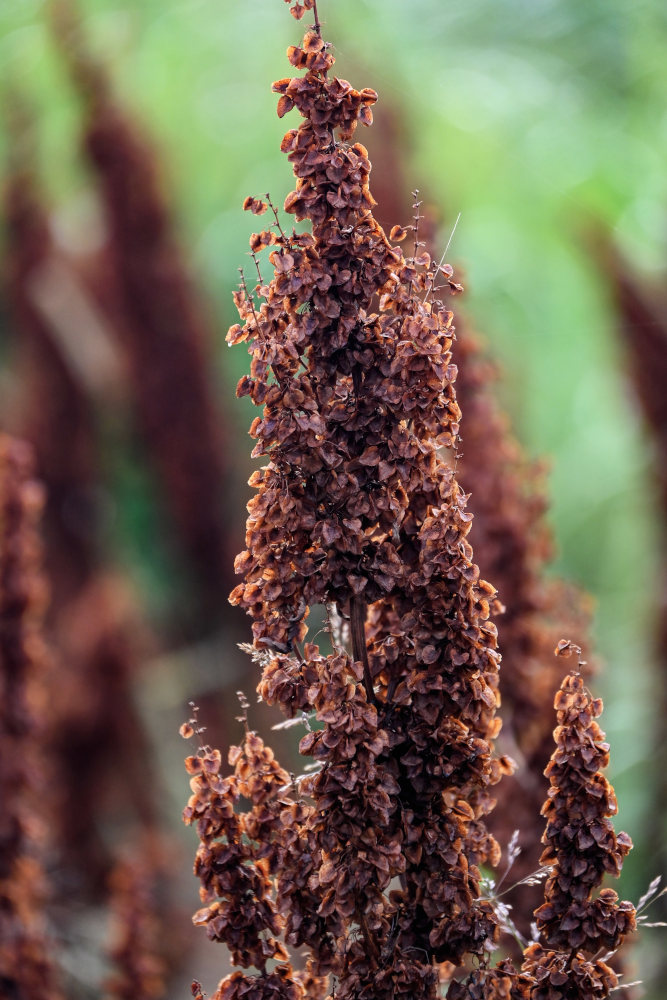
0 435 62 1000
50 0 240 636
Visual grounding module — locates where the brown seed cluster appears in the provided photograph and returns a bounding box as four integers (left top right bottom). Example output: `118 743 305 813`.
0 435 62 1000
447 959 534 999
184 724 308 999
521 947 620 1000
185 5 639 1000
519 660 636 999
223 3 510 996
535 669 635 952
454 327 595 931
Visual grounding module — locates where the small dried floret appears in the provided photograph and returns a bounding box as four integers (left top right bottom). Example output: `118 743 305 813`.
243 196 269 215
389 224 409 242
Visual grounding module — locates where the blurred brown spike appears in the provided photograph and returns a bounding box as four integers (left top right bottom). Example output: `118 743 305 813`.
3 121 160 895
599 235 667 962
104 843 167 1000
4 136 103 609
0 435 63 1000
602 244 667 503
51 0 240 634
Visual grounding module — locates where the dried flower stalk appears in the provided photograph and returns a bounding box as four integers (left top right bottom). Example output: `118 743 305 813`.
521 644 636 1000
51 0 237 632
187 2 515 997
0 435 62 1000
184 5 640 1000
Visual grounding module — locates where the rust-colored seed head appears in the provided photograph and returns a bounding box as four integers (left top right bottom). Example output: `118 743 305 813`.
535 671 635 956
0 436 63 1000
224 1 504 995
518 664 636 999
184 5 638 1000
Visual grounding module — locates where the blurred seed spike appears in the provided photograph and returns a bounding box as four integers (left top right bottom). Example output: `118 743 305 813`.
3 98 162 900
49 0 240 636
105 842 167 1000
596 232 667 961
0 435 64 1000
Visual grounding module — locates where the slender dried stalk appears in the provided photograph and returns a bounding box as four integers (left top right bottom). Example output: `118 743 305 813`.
3 148 159 893
0 435 63 1000
183 7 642 1000
521 643 636 1000
51 0 238 634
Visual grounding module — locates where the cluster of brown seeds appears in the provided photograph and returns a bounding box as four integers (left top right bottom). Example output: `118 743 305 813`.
454 327 596 934
0 436 62 1000
226 3 506 995
535 664 635 953
184 4 639 1000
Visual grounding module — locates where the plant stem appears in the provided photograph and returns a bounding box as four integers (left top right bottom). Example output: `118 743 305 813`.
312 0 321 35
350 596 377 705
359 912 380 964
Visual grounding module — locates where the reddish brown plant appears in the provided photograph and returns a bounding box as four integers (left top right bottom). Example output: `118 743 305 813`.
0 434 63 1000
104 845 166 1000
521 643 636 1000
3 152 160 893
183 7 640 1000
186 3 518 997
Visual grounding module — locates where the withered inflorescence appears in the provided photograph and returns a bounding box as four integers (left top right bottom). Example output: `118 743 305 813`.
0 436 62 1000
521 646 636 999
196 1 509 997
454 329 596 933
183 4 638 1000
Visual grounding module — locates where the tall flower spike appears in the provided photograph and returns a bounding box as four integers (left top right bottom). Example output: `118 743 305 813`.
51 0 237 634
0 435 63 1000
227 3 509 997
104 845 166 1000
454 327 595 933
522 644 636 1000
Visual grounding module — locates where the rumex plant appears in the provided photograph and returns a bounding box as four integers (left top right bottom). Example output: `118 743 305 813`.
0 435 62 1000
51 0 237 634
453 328 596 933
520 645 636 1000
183 3 638 999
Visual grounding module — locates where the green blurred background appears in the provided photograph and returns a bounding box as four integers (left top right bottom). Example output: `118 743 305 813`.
1 0 665 996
